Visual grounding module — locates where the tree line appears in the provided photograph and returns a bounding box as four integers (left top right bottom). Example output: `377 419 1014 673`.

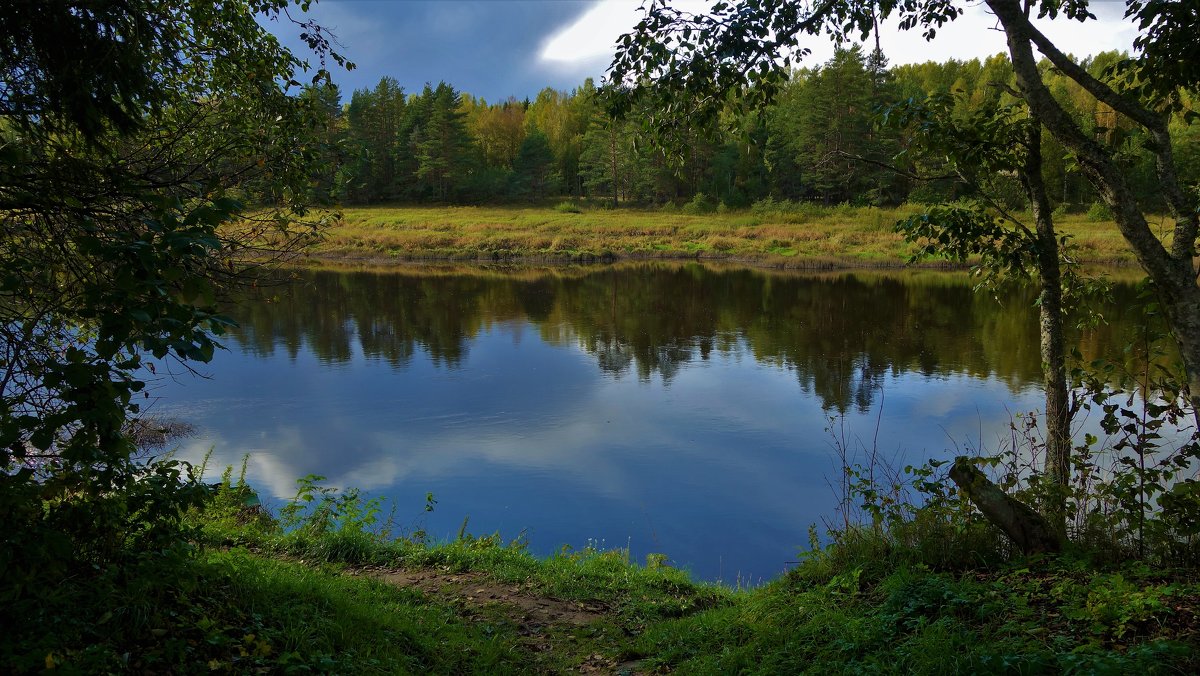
309 45 1198 211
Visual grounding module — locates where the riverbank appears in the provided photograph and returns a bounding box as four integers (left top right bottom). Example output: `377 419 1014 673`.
14 477 1196 673
167 536 1200 674
287 203 1148 268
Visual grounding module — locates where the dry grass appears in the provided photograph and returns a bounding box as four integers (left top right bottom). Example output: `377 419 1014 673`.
286 203 1154 268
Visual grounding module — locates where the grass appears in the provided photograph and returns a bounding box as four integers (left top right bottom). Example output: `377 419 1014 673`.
193 551 525 674
4 546 524 673
182 479 1200 673
198 523 1200 674
282 202 1162 268
632 558 1198 674
11 472 1198 674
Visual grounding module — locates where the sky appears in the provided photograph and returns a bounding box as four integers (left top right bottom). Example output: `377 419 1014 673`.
269 1 1140 103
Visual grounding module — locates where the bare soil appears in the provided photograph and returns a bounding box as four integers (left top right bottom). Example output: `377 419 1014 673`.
351 565 646 674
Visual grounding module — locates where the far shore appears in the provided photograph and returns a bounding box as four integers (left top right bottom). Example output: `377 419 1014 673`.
252 203 1164 272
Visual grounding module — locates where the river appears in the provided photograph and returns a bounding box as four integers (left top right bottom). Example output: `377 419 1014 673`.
155 262 1151 583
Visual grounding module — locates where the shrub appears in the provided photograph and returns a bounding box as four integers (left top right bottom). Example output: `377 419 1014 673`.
554 200 581 214
1087 201 1112 221
682 192 717 215
750 196 778 215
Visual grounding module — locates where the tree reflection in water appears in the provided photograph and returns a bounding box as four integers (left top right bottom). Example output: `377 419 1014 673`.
229 263 1148 414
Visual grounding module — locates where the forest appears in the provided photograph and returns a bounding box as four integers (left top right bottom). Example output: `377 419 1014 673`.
313 46 1199 212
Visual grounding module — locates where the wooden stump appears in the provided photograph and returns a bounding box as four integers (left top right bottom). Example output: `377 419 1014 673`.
948 457 1062 555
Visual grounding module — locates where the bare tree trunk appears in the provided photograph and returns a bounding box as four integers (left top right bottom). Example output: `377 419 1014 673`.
1023 123 1071 536
609 124 619 209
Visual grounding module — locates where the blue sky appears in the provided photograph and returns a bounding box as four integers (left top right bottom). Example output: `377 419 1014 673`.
270 1 1137 103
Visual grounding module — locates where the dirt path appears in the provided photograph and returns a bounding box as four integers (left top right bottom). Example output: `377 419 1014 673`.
351 565 645 674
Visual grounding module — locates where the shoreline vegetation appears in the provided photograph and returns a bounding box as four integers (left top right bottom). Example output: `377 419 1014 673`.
26 470 1187 674
15 444 1199 674
166 477 1200 672
274 203 1167 270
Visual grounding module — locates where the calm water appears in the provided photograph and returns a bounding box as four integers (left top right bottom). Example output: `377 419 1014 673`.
156 263 1146 583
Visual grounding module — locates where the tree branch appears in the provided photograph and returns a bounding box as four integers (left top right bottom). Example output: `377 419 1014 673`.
989 0 1197 260
985 0 1177 279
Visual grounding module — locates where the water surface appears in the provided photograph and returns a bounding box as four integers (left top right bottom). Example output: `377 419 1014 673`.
157 263 1146 582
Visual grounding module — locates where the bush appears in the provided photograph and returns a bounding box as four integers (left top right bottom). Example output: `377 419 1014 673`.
906 181 958 205
682 192 717 215
0 456 213 672
750 196 779 215
554 200 581 214
1087 201 1113 221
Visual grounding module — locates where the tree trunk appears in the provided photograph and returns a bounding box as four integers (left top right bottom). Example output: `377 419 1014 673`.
609 124 619 209
1023 123 1071 536
949 458 1062 555
987 0 1200 431
1167 283 1200 425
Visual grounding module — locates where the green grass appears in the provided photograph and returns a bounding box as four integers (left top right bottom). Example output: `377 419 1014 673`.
195 550 524 674
5 548 525 673
633 560 1197 674
13 474 1198 674
279 203 1158 268
169 479 1199 675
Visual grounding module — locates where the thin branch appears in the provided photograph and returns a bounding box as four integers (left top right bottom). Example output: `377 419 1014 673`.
834 150 956 182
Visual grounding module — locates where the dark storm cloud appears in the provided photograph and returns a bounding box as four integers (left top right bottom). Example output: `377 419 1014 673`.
271 0 600 102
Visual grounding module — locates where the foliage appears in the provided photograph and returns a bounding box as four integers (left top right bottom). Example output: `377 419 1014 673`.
1067 292 1200 563
321 47 1198 212
682 191 717 215
826 356 1199 572
0 1 349 669
16 458 1194 672
510 130 559 200
1087 201 1114 222
634 556 1196 674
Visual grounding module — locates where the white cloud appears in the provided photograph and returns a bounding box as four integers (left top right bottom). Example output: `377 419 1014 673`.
540 0 712 65
539 1 1138 72
877 3 1137 66
540 0 639 64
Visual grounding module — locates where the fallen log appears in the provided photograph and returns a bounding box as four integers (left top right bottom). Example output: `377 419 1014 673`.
948 457 1062 555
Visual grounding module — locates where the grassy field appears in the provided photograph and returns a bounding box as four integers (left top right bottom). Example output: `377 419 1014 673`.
292 202 1159 268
